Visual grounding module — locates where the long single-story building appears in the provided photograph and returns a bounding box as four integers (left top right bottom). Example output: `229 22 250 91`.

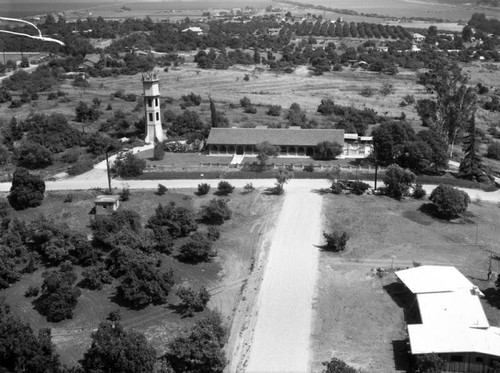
206 128 372 159
395 266 500 372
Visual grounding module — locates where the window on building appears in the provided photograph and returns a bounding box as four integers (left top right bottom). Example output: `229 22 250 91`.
155 98 158 106
450 355 463 363
156 112 159 121
148 98 152 107
149 113 153 122
475 357 483 363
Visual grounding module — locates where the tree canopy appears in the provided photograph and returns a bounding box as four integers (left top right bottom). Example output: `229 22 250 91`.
429 185 470 219
81 316 157 373
8 168 46 210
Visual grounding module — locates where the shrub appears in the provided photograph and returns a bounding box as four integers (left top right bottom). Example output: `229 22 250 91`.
217 181 235 196
317 99 335 115
153 142 165 161
207 226 220 241
349 181 370 195
64 194 73 203
412 184 426 199
330 182 344 194
244 105 257 114
113 152 146 178
380 83 395 96
315 141 343 160
429 184 470 219
201 199 232 225
178 236 216 263
240 96 251 108
147 202 197 239
67 160 93 176
176 284 210 316
360 86 375 97
119 187 130 201
157 184 167 195
303 164 315 172
124 93 136 102
181 92 202 107
61 149 80 163
197 183 211 195
244 182 255 192
323 231 349 252
322 357 357 373
47 92 58 100
24 285 40 297
383 164 415 200
15 141 53 169
267 105 282 116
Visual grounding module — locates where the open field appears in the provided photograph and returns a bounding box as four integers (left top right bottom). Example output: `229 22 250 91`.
312 193 500 372
0 188 281 367
282 0 500 22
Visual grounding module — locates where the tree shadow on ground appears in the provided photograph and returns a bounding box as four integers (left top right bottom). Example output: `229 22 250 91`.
383 282 421 324
418 203 476 224
311 188 332 195
483 287 500 309
262 186 282 195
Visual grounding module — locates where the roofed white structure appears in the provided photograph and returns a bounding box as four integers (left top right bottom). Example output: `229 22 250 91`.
395 266 500 361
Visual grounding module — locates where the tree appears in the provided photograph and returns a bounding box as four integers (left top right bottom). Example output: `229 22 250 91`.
462 25 473 42
176 284 210 316
15 141 53 169
216 181 235 196
177 235 216 263
75 101 100 123
315 141 343 160
429 184 470 219
157 183 168 195
322 357 357 373
371 121 415 166
201 198 232 225
153 141 165 160
414 354 445 373
147 202 197 238
459 116 484 181
8 167 45 210
164 311 227 373
210 97 229 128
256 142 279 165
79 264 113 290
317 99 336 115
169 110 204 137
274 167 294 195
425 25 438 44
117 261 174 308
286 103 307 126
34 264 81 322
81 316 156 373
267 105 282 116
0 299 61 373
113 152 146 177
197 183 211 195
382 164 416 200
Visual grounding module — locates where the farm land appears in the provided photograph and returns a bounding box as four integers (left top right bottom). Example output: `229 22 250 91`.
312 194 500 372
0 188 282 366
3 60 500 177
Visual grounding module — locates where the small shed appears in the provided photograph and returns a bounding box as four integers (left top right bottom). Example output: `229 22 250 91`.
90 195 120 219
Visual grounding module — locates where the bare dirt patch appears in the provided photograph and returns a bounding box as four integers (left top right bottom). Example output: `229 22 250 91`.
311 193 500 372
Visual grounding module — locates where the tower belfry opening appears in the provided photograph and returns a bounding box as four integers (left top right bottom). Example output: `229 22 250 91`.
142 70 164 143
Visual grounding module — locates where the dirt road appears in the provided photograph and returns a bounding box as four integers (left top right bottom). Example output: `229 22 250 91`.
243 186 323 373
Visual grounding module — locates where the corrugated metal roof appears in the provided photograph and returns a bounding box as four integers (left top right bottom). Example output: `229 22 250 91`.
94 195 120 204
206 128 345 147
395 266 476 294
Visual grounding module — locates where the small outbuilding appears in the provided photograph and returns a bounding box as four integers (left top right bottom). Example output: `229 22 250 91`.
90 195 120 219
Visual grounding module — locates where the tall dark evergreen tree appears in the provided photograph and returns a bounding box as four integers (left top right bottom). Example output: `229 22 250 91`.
459 116 483 181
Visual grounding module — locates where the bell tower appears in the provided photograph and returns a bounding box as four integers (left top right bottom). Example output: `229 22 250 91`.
142 70 163 143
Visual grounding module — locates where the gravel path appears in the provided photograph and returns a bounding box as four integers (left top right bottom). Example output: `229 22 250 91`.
244 187 322 373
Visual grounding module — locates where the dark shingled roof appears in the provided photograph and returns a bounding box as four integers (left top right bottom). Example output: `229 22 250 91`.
206 128 344 147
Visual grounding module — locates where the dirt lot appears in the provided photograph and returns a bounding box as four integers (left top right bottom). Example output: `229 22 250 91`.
0 188 280 367
311 193 500 372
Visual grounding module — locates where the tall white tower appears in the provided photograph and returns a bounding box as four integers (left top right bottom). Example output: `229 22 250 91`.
142 70 164 143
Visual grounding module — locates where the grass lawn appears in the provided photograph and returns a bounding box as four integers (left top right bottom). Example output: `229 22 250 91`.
1 188 280 367
312 193 500 372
